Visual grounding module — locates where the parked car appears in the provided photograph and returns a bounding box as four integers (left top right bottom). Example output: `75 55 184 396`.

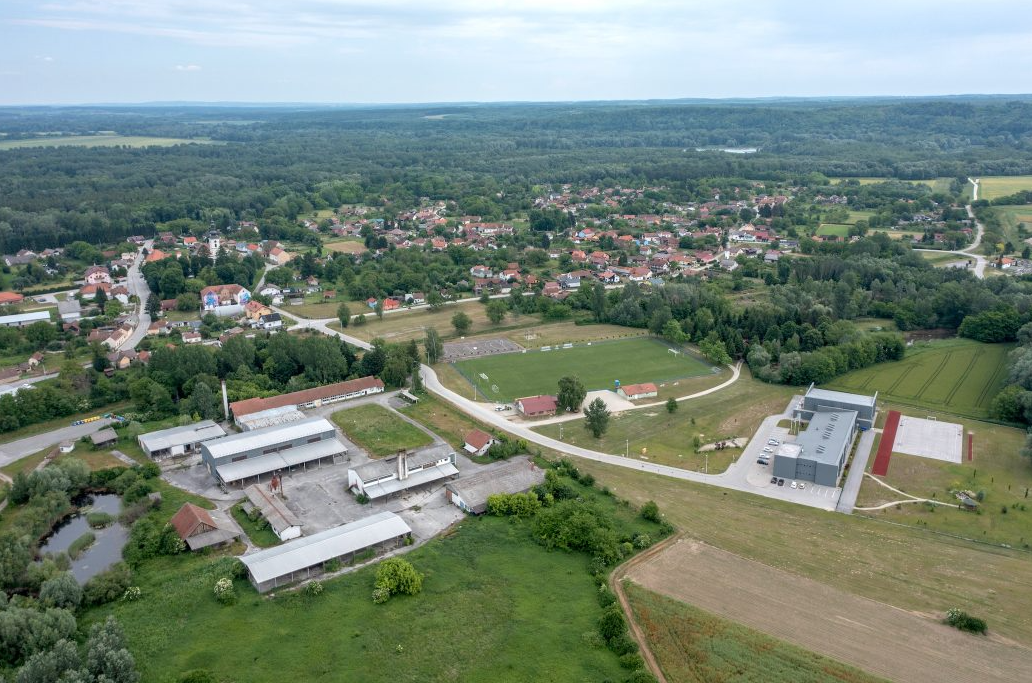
777 478 785 486
494 404 507 411
762 447 773 453
798 483 806 490
757 458 769 465
770 476 778 484
790 482 797 489
767 439 779 446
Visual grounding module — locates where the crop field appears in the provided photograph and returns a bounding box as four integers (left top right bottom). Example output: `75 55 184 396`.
0 135 209 150
827 339 1010 418
625 583 887 683
815 223 850 238
832 177 950 191
868 226 924 240
331 404 433 457
453 336 715 402
324 239 367 254
625 539 1032 683
978 175 1032 201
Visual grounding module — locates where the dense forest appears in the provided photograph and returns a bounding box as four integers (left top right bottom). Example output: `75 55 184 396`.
2 98 1032 251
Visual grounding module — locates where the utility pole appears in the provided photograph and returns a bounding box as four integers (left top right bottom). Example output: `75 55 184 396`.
626 439 629 457
559 423 563 440
705 452 709 474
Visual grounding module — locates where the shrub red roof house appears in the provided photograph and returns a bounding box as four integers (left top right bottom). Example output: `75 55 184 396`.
462 429 497 457
617 382 658 400
515 395 558 417
170 503 238 551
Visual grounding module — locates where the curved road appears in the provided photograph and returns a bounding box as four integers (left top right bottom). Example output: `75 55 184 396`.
914 178 987 278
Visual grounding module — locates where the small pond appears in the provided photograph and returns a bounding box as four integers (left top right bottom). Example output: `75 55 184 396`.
37 493 128 583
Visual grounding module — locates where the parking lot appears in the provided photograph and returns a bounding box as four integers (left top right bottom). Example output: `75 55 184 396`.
442 337 523 362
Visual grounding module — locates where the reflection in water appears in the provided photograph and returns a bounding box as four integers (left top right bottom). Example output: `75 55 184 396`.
37 493 128 583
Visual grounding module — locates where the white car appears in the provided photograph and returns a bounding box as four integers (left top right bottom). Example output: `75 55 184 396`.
790 481 797 489
494 404 507 411
762 447 773 453
767 439 779 446
798 482 806 490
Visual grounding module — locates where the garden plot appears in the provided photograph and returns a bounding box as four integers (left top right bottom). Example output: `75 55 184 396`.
892 416 963 463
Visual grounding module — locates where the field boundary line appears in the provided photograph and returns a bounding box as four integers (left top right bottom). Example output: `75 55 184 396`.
943 349 981 407
974 353 1008 410
885 364 916 396
610 531 684 683
913 351 952 401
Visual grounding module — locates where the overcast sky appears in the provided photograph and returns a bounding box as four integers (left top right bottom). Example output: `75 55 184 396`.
2 0 1031 105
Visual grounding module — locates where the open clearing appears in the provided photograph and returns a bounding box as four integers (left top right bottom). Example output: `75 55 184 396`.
626 583 887 683
827 338 1010 418
816 223 850 238
332 302 529 342
324 239 368 254
0 135 209 150
330 404 433 457
453 336 715 402
978 176 1032 201
626 538 1032 683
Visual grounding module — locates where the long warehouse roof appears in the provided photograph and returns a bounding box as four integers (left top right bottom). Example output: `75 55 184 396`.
215 438 346 483
139 420 226 452
203 416 335 459
241 511 411 584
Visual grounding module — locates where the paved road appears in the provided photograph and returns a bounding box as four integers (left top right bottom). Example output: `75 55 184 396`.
835 428 877 513
915 178 986 278
118 239 154 350
0 418 114 468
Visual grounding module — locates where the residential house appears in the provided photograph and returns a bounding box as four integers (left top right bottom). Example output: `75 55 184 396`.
628 266 653 282
148 320 169 336
470 265 493 278
617 382 658 400
515 395 558 417
406 292 426 305
462 429 497 457
0 292 25 306
258 313 282 330
268 247 293 265
243 299 272 322
182 331 202 344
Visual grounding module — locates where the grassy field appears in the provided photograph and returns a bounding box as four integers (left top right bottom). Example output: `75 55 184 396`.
323 239 367 254
0 135 209 150
399 394 494 455
832 177 950 191
816 223 851 238
855 407 1032 547
827 338 1010 419
625 583 887 683
331 301 519 343
84 486 662 683
978 176 1032 201
920 251 974 266
990 205 1032 246
535 373 796 471
331 404 433 457
497 321 648 347
230 502 281 548
454 337 716 402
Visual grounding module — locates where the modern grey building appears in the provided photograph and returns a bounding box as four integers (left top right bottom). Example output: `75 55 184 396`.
795 384 876 430
201 416 347 487
138 420 227 459
774 408 858 487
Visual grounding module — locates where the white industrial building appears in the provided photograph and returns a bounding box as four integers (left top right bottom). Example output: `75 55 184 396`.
240 511 412 593
201 417 348 487
446 458 545 515
244 484 303 541
0 311 51 328
138 420 227 459
236 405 307 431
348 446 457 500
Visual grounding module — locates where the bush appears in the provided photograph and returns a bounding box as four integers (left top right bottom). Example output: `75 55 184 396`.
371 586 390 604
86 511 114 528
485 491 541 518
945 608 987 634
373 558 423 603
138 462 161 479
324 558 341 573
68 532 96 560
640 501 660 523
597 604 627 643
213 577 236 605
626 669 659 683
178 671 218 683
597 585 617 608
83 563 132 606
619 653 645 670
38 572 83 610
122 586 142 602
303 580 324 597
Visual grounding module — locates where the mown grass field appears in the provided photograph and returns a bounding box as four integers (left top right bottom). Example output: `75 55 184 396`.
625 583 887 683
331 404 433 457
991 204 1032 246
816 223 850 238
84 484 663 683
855 406 1032 547
454 336 715 402
827 338 1010 418
978 175 1032 201
535 372 795 471
323 239 367 254
399 395 493 454
331 301 523 342
832 177 951 192
0 135 210 150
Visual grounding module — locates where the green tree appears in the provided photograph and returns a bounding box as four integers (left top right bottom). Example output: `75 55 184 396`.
424 328 443 364
146 294 160 317
14 638 80 683
485 300 508 325
426 290 445 311
661 319 684 344
189 382 218 420
374 301 384 320
665 397 678 414
584 397 611 438
39 572 83 610
451 311 472 335
556 375 586 413
84 616 140 683
640 500 661 522
374 558 423 601
337 302 351 328
699 334 732 365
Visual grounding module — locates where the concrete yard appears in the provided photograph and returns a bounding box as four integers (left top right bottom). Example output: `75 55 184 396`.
893 416 963 463
442 337 522 362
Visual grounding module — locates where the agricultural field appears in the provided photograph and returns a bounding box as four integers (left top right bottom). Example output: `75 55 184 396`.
990 205 1032 246
535 372 794 471
978 175 1032 201
815 223 850 238
84 484 661 683
574 458 1032 646
827 338 1010 418
453 336 716 403
855 407 1032 547
919 251 975 267
625 540 1031 683
0 134 209 150
330 404 433 457
867 226 924 240
625 583 887 683
324 239 368 254
832 177 952 192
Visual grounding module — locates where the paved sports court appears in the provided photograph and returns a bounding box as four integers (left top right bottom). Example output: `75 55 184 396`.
891 416 963 463
442 337 523 362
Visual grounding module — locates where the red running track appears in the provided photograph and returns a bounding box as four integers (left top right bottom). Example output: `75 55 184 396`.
871 410 901 476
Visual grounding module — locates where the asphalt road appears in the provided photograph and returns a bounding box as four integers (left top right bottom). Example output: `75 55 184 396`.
118 239 154 350
835 428 877 513
0 418 114 468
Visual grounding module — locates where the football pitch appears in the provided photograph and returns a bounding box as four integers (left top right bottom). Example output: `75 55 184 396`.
451 337 715 402
827 339 1010 418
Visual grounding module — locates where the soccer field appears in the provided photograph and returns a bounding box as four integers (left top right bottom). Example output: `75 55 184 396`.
452 337 715 402
827 339 1010 418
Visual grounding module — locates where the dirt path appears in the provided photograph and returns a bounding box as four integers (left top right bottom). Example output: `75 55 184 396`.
625 538 1032 683
609 532 683 683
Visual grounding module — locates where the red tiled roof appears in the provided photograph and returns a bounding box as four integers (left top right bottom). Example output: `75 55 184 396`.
620 382 657 396
229 376 385 418
516 394 557 414
0 292 24 304
464 429 494 451
170 503 216 540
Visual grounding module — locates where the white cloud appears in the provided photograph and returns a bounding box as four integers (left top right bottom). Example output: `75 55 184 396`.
174 64 201 71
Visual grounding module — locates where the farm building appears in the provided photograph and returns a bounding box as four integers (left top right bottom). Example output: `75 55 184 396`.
138 420 227 459
773 408 858 487
240 511 412 593
90 428 118 448
617 382 658 400
200 417 348 487
348 446 457 500
515 394 558 417
170 503 239 551
462 429 496 456
244 484 303 541
237 405 307 431
0 311 51 328
230 376 385 423
446 458 545 514
795 384 876 430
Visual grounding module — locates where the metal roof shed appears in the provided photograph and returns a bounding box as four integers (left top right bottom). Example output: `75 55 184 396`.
138 420 226 458
240 511 411 592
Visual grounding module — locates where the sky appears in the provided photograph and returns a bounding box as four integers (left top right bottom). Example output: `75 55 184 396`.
1 0 1031 105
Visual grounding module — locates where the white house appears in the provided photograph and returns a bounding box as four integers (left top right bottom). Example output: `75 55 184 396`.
462 429 496 457
617 382 658 400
